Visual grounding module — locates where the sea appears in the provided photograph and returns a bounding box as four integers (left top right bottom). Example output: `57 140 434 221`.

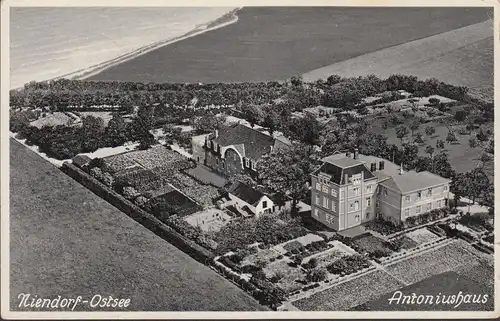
10 7 235 89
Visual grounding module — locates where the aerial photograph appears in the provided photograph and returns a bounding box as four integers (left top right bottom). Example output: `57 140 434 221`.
7 5 495 314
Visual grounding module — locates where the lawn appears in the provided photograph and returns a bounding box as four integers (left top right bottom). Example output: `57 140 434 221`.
10 139 264 311
304 21 493 90
293 270 405 311
29 112 73 128
185 164 226 188
368 115 493 176
405 228 440 245
354 271 494 311
90 7 490 83
184 209 233 233
353 234 392 255
384 240 485 285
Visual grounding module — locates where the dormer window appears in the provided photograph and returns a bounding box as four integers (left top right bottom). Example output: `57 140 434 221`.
251 161 256 170
245 158 250 167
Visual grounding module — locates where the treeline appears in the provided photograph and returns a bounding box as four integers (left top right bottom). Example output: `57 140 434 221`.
11 74 491 114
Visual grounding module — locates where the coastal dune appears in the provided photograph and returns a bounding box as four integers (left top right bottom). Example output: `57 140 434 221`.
303 20 493 89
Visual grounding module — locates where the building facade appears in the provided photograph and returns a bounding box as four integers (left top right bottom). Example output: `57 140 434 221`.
192 123 290 177
311 150 451 231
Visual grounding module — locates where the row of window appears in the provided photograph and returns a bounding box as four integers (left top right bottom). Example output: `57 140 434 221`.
403 200 444 217
380 185 449 199
315 182 374 197
313 209 366 226
315 195 372 213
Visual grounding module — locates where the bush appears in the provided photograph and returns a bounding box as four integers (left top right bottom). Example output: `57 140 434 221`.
327 254 370 275
306 268 327 282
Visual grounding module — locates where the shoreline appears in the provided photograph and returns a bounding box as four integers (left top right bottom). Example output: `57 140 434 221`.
12 8 242 90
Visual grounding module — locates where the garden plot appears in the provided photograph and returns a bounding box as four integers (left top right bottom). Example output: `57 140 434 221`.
242 248 283 266
293 270 405 311
304 247 345 269
169 173 221 208
263 260 306 294
30 112 73 128
184 208 232 233
104 154 140 173
385 240 481 285
405 227 440 245
353 234 392 256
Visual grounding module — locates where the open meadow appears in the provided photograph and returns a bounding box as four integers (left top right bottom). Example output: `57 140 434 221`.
303 21 493 91
10 139 264 311
89 7 491 84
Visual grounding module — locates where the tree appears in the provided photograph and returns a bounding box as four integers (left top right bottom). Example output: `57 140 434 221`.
306 268 327 282
446 131 457 144
425 145 435 158
105 113 128 147
409 120 420 136
454 110 467 122
287 113 322 146
431 151 455 179
193 114 226 134
395 125 410 143
243 104 264 128
413 132 424 145
469 137 479 149
80 116 105 152
425 126 436 137
262 109 280 136
436 140 445 150
256 144 317 212
122 186 140 200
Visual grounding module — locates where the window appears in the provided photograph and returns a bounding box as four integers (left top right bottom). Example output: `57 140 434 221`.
262 201 268 209
322 185 329 193
428 188 433 197
214 143 218 151
326 214 335 225
354 201 360 211
405 195 411 202
216 158 219 165
376 200 380 208
332 202 336 213
233 153 237 161
416 205 421 214
355 215 360 222
405 209 410 217
426 203 432 211
316 195 320 205
443 186 448 192
352 174 361 186
366 197 371 207
331 189 338 198
366 185 372 193
366 212 370 219
417 191 422 200
437 200 442 208
251 162 256 170
383 188 388 196
313 208 319 218
316 182 321 190
353 187 360 196
323 197 329 209
245 158 250 167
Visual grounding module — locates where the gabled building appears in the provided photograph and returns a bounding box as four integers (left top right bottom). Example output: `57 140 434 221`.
227 181 274 217
311 149 451 231
193 123 290 177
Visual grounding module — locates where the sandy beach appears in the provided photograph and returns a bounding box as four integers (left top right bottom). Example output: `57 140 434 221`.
10 7 239 90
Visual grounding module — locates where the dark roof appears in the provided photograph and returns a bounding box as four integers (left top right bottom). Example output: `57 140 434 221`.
228 181 265 206
316 162 375 185
72 154 92 167
209 124 275 160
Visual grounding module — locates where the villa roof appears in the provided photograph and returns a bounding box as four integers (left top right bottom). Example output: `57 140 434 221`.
209 124 275 160
356 154 451 193
316 155 375 185
228 181 266 206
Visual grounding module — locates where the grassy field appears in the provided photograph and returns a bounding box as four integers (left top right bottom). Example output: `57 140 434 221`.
9 139 265 312
303 21 493 90
89 7 491 83
367 116 493 176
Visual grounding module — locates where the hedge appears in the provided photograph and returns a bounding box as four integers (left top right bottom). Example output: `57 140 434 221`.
61 162 215 264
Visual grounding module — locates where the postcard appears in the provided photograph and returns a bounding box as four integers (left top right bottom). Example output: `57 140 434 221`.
1 0 498 319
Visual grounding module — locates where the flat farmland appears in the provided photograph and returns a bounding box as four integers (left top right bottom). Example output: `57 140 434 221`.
89 7 491 83
9 139 265 311
304 21 493 90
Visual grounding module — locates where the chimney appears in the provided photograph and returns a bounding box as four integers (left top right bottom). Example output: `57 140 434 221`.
215 129 219 138
370 162 377 172
399 163 404 175
270 145 274 153
344 174 349 184
379 161 385 171
354 148 359 160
